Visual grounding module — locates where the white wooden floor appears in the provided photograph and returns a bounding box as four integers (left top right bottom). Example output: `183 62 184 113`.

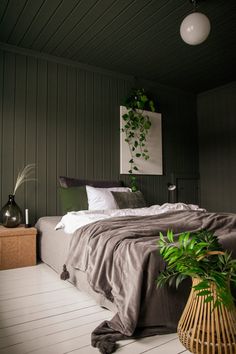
0 263 191 354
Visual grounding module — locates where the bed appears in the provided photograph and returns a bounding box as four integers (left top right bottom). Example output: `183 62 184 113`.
36 178 236 354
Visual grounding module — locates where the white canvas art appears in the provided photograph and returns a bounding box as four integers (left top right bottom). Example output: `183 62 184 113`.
120 106 163 175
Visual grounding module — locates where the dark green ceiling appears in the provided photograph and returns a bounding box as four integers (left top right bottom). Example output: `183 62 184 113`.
0 0 235 93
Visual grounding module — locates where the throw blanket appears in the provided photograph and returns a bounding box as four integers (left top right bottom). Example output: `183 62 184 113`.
64 210 236 354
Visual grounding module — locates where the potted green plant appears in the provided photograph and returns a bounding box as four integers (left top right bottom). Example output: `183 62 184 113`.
157 230 236 354
122 88 156 191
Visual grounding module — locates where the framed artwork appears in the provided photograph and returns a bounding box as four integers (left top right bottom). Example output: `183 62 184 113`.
120 106 163 175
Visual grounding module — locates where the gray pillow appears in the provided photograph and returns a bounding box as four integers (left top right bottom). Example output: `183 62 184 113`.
111 191 146 209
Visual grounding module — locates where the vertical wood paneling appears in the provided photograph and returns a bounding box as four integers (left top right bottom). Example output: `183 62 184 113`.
46 61 57 216
93 73 103 179
0 50 3 207
56 63 67 213
0 47 199 222
102 76 112 180
36 59 47 219
109 77 117 179
25 56 37 223
198 82 236 213
14 54 27 210
1 52 15 203
66 66 76 177
84 71 94 179
76 69 86 178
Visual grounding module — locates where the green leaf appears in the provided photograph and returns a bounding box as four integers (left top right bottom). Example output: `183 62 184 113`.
166 230 174 242
204 295 214 303
193 281 209 290
183 233 190 248
196 290 212 296
159 232 165 243
149 100 155 112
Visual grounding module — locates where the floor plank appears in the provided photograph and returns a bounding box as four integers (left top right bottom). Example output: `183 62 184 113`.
115 333 178 354
0 299 99 328
0 281 73 301
0 307 109 342
0 287 81 312
0 295 91 320
0 263 188 354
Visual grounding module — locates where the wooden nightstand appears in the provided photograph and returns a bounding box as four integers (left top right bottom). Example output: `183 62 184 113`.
0 225 37 270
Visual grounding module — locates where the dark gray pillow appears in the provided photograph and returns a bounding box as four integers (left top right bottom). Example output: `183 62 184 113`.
111 191 146 209
59 176 123 188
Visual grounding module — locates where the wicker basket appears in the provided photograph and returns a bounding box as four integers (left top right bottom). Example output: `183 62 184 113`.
177 278 236 354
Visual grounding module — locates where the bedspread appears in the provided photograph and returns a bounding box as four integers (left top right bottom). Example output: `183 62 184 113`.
64 210 236 353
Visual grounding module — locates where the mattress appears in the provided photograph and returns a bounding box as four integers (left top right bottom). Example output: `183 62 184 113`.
36 216 117 312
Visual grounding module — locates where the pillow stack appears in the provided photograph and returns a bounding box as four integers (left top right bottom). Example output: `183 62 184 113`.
58 176 146 214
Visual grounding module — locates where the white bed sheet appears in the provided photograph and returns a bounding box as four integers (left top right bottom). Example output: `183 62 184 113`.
56 203 205 234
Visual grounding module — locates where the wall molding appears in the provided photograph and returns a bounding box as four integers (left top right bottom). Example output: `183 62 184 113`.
0 42 134 82
198 81 236 96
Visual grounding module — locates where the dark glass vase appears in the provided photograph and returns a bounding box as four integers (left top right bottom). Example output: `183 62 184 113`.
0 194 23 228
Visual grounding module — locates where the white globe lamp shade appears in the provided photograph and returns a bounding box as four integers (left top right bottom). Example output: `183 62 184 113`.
180 12 211 45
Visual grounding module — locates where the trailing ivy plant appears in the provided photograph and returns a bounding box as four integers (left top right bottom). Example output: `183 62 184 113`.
122 88 156 191
157 230 236 309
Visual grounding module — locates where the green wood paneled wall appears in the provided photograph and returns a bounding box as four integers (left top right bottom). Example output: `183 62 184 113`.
198 82 236 213
0 46 199 223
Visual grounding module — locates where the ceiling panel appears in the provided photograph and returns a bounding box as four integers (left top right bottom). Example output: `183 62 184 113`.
0 0 28 41
7 0 45 44
40 0 101 53
55 0 133 58
0 0 235 93
19 0 64 48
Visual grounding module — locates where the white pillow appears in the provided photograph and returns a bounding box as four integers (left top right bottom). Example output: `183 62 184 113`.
86 185 131 210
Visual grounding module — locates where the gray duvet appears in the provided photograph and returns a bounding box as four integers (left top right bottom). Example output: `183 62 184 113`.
64 210 236 353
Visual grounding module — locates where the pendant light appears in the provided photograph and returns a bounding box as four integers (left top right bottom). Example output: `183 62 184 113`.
180 0 211 45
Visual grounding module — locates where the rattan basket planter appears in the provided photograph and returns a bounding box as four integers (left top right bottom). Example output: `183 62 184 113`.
177 278 236 354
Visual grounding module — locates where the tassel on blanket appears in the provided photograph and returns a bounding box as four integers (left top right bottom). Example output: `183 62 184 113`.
96 340 117 354
60 264 70 280
91 320 122 354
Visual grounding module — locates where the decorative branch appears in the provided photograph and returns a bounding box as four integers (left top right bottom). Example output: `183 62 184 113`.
13 164 36 195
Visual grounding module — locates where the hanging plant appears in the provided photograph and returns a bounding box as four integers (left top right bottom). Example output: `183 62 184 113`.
122 88 156 191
